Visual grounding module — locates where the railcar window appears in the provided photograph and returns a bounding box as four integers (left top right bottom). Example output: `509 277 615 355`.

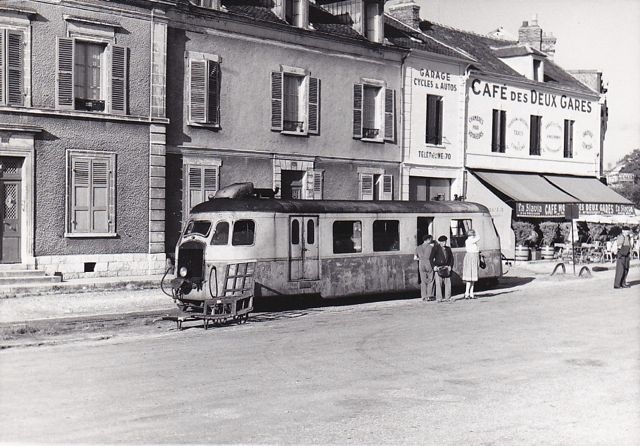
373 220 399 251
307 220 315 245
450 219 472 248
333 221 362 254
184 220 212 237
232 220 255 246
291 220 300 245
211 221 229 245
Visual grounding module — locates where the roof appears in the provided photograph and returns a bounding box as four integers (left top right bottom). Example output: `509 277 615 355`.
191 198 490 215
491 44 546 58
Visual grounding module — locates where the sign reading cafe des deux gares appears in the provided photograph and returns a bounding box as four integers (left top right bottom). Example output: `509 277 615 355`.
466 78 601 176
405 64 466 168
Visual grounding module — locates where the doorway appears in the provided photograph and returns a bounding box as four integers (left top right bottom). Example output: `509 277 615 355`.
409 177 451 201
281 170 305 199
289 215 319 280
0 157 23 263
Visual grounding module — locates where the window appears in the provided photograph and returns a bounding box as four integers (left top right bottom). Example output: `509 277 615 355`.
530 115 542 156
67 151 116 236
564 119 574 158
271 68 319 135
353 83 395 142
491 109 507 153
211 221 229 245
450 219 472 248
533 59 542 82
0 28 25 106
307 219 315 245
291 219 300 244
195 0 220 8
188 54 221 126
373 220 399 252
426 95 443 145
333 221 362 254
186 165 218 212
56 37 127 114
359 173 392 200
184 220 212 237
232 220 255 246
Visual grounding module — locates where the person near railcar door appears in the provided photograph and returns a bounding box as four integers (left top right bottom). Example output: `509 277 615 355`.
462 229 480 299
415 234 436 301
430 235 454 302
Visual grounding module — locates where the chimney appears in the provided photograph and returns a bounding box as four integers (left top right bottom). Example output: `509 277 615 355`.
387 0 421 30
518 16 556 59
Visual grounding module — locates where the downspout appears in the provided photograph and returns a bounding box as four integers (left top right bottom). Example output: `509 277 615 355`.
461 64 473 200
399 48 411 201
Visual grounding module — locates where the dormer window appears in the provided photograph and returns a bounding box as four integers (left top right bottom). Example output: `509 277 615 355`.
533 59 543 81
277 0 309 28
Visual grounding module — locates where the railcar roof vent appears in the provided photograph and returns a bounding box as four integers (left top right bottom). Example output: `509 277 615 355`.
212 183 279 199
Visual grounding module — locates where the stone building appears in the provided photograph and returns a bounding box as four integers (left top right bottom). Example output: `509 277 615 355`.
0 0 168 277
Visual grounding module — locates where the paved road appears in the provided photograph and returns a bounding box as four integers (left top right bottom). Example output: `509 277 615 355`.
1 270 639 445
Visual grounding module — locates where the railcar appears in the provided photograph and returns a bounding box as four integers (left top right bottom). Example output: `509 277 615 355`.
168 183 502 305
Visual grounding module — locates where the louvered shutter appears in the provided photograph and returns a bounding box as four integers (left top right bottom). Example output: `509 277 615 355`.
499 111 506 152
207 61 221 126
436 96 443 145
6 31 23 106
380 174 393 200
384 88 395 142
491 109 499 152
359 174 374 201
190 60 207 123
111 45 127 115
353 83 363 139
71 158 90 232
187 166 203 210
0 30 4 104
91 160 109 232
426 95 436 144
203 167 218 200
312 169 323 200
271 71 283 131
307 77 320 134
56 37 74 110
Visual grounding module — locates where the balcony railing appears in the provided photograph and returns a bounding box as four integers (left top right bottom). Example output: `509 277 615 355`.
283 120 304 132
363 128 379 139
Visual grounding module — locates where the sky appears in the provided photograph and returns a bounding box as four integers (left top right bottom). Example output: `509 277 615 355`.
406 0 640 169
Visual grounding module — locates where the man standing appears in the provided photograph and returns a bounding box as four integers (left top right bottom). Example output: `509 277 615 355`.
614 226 632 289
430 235 454 302
415 234 435 301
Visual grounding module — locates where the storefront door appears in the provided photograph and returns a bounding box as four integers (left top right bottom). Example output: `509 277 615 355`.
0 157 22 263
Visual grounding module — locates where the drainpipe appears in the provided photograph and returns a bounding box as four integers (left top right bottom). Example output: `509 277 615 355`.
399 49 411 201
461 64 472 200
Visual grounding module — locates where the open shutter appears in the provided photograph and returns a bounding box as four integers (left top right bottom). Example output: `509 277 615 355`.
312 169 323 200
436 96 443 145
426 95 436 144
307 77 320 134
353 83 363 139
111 45 127 115
380 174 393 200
491 109 499 152
203 167 218 200
91 160 109 232
71 158 90 232
56 37 74 110
271 71 283 131
187 166 203 210
208 61 221 126
359 174 374 201
384 88 395 142
0 30 4 104
7 31 23 106
189 60 207 123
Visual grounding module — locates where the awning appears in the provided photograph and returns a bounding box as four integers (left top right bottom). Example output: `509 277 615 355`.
543 175 634 216
472 170 577 218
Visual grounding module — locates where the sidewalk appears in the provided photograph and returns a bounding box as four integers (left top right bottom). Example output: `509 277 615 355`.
0 259 636 326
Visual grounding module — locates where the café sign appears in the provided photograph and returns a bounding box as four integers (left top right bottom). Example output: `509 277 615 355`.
516 202 635 217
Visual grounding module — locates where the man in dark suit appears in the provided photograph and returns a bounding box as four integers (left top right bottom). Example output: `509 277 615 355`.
430 235 454 302
415 234 435 301
614 226 632 289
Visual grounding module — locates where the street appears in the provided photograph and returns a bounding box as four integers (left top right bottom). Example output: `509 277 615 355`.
1 270 639 445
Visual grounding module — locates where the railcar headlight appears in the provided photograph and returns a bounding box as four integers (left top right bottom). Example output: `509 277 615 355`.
179 266 188 277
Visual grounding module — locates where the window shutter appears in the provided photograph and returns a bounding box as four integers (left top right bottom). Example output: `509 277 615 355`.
359 173 374 201
306 169 323 200
6 31 23 106
271 71 283 131
71 158 90 232
187 166 204 210
207 61 221 126
0 30 4 104
426 95 436 144
353 83 363 139
190 60 207 123
491 109 499 152
91 160 109 232
203 167 218 200
499 111 506 152
436 96 443 145
56 37 74 110
384 88 395 142
111 45 127 115
380 174 393 200
307 76 320 134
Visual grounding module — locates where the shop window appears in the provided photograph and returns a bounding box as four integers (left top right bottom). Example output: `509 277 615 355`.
66 150 116 236
450 219 472 248
232 220 255 246
373 220 399 252
271 68 319 135
353 83 395 142
0 28 26 106
564 119 574 159
359 173 392 200
529 115 542 156
188 53 221 126
426 94 443 145
211 221 229 245
333 220 362 254
491 109 507 153
57 37 127 114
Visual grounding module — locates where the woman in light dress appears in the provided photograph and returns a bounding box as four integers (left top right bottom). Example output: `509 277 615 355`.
462 229 480 299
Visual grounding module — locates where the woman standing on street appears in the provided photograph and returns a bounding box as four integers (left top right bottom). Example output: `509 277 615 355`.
463 229 480 299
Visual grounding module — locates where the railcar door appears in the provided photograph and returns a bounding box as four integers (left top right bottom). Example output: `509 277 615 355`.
289 216 319 281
